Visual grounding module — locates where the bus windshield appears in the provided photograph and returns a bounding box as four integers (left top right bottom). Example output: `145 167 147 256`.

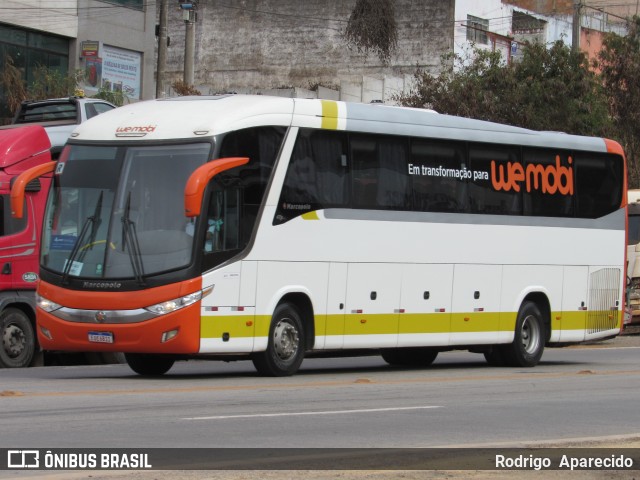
41 143 211 280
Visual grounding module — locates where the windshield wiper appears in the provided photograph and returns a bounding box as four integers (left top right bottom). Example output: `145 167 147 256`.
121 192 145 286
61 191 104 285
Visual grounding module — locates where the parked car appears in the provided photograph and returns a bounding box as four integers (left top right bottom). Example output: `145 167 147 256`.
9 97 116 158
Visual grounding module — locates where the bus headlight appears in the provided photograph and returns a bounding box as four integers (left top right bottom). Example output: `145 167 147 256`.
36 294 62 312
145 291 203 315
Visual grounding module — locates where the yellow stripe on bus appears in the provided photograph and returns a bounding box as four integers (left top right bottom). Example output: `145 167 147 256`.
321 100 339 130
200 310 616 339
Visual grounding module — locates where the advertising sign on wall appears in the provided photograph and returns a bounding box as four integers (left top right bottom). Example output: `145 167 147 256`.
101 45 142 100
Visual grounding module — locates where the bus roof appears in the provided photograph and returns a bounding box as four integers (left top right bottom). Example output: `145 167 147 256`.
70 94 610 153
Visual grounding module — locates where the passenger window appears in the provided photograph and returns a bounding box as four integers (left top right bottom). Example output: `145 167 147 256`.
275 129 348 224
410 139 466 213
523 148 574 217
468 144 521 215
574 152 623 218
351 134 409 210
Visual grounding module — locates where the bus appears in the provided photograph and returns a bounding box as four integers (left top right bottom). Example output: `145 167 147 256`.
11 95 627 376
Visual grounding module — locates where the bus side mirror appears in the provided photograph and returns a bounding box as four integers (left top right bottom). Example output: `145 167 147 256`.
184 157 249 217
10 161 57 218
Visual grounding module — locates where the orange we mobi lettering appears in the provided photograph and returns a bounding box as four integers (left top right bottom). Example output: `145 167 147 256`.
490 155 573 195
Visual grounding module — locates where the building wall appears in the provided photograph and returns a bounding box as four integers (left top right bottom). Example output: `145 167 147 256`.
162 0 455 96
75 0 155 100
0 0 79 38
0 1 155 102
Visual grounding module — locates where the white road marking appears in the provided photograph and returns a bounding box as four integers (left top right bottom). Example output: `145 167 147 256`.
183 405 442 421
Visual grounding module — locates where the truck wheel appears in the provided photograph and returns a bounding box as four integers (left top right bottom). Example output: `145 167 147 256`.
124 353 174 376
502 301 545 368
252 303 305 376
0 308 36 368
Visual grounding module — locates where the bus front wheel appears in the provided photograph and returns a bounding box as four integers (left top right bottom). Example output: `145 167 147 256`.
124 353 175 376
252 303 305 376
502 301 545 368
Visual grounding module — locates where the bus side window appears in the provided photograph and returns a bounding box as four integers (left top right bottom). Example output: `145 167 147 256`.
410 139 465 213
574 153 623 219
523 148 574 217
468 144 521 215
275 129 348 224
351 134 409 210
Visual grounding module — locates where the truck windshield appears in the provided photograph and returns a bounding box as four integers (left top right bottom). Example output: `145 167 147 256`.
41 143 210 280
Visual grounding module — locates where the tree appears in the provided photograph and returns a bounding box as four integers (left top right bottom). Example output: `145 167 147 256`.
344 0 398 64
28 65 83 100
596 16 640 188
397 40 611 137
0 55 27 117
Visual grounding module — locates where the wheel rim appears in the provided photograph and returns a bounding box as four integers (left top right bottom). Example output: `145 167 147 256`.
273 318 299 361
2 323 26 359
521 314 541 354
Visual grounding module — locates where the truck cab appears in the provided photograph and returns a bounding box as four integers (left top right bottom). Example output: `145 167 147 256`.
0 125 52 367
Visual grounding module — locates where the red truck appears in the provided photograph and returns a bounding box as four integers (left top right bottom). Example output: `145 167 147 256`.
0 125 52 367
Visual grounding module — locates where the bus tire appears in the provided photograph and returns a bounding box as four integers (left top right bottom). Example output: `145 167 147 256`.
252 303 305 377
124 353 174 376
381 347 438 367
502 301 545 368
0 308 36 368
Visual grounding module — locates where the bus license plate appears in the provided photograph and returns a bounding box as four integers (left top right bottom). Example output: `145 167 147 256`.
88 331 114 344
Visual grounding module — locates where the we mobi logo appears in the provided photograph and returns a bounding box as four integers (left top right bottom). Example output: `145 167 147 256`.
491 155 573 195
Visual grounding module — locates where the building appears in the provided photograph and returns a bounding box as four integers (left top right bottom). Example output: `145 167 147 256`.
161 0 456 103
0 0 156 122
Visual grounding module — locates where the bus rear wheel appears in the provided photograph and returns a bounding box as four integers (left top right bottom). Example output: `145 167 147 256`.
124 353 175 376
502 301 545 367
252 303 305 376
0 308 36 368
381 347 438 367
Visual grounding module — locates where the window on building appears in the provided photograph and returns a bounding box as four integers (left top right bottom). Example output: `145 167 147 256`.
467 15 489 45
98 0 144 10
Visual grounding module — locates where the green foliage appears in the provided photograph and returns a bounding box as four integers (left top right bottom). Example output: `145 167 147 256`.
28 65 84 100
92 87 128 107
596 16 640 188
0 55 27 117
397 40 611 138
345 0 398 64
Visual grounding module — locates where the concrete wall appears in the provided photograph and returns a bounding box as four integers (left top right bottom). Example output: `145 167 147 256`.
162 0 455 98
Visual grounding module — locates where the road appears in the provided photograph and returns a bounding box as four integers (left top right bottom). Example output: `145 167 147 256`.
1 337 639 478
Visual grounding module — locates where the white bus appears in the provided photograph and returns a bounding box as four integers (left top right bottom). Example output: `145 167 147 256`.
12 95 627 376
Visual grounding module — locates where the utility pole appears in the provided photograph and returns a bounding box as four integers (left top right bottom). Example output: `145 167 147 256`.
156 0 169 98
572 0 582 52
179 2 197 85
